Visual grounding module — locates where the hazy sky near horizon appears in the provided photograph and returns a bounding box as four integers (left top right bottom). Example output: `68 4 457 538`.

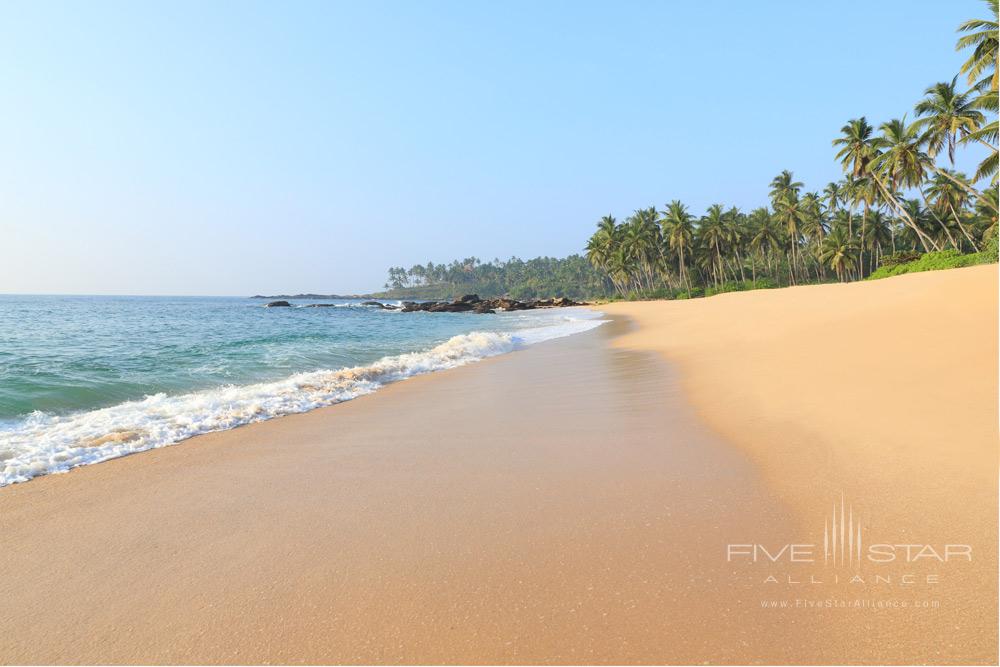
1 0 989 295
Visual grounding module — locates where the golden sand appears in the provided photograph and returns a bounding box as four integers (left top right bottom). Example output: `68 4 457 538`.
0 266 995 664
601 264 998 664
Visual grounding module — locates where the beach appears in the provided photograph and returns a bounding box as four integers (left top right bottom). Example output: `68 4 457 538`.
0 266 996 664
601 264 998 663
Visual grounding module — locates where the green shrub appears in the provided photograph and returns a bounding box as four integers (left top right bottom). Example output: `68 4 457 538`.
704 278 778 297
671 286 703 299
867 249 996 280
983 234 999 261
878 250 923 269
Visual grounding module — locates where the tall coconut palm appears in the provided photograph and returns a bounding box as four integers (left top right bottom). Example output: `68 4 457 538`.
698 205 730 287
867 117 943 250
663 200 695 292
913 77 986 165
799 192 829 278
863 211 892 272
818 228 860 282
724 207 750 282
965 89 999 185
957 1 999 187
974 188 999 242
823 181 843 216
624 207 662 291
772 194 807 284
769 170 803 207
586 215 624 295
748 207 781 280
833 117 876 178
833 118 886 263
925 170 979 249
957 0 999 93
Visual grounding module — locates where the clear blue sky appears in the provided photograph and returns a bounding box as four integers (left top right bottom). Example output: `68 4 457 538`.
1 0 989 295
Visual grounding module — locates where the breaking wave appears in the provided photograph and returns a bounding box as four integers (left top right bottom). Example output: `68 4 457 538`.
0 312 604 486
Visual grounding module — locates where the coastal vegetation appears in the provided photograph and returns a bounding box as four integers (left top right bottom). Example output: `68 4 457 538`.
383 3 997 303
582 1 998 299
376 255 608 300
868 244 997 280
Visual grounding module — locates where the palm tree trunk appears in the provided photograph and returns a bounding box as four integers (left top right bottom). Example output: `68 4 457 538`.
918 190 959 249
860 202 869 278
788 242 797 286
680 250 690 294
947 201 980 250
872 176 939 251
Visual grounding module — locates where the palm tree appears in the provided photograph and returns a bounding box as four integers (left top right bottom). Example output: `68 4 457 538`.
748 207 781 281
818 228 860 282
769 170 803 207
586 215 624 295
833 118 876 178
863 211 892 272
698 205 730 287
957 1 1000 189
974 188 999 242
913 77 986 165
800 192 829 278
833 118 888 263
925 170 979 249
957 0 999 93
663 200 695 292
623 207 662 292
965 89 999 184
773 194 806 284
862 116 959 249
724 207 750 282
867 117 943 250
823 181 843 216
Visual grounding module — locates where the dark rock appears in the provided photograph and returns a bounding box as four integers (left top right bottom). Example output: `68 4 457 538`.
396 295 586 314
265 300 291 308
428 301 474 312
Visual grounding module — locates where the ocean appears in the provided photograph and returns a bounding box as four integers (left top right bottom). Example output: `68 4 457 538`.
0 295 605 486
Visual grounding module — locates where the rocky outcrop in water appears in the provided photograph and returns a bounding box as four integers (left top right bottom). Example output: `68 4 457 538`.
398 295 584 314
264 295 584 313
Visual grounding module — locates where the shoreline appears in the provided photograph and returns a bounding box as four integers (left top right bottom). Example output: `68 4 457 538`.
0 266 995 664
0 306 605 487
0 316 801 664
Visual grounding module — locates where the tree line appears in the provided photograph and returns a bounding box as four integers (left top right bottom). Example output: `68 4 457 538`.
384 2 997 302
585 1 998 296
379 255 608 300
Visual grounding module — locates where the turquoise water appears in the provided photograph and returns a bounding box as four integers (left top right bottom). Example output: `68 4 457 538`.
0 295 604 485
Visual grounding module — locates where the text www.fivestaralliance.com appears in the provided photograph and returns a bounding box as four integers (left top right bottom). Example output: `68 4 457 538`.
760 599 941 610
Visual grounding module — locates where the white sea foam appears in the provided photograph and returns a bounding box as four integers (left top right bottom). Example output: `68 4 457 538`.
0 309 605 486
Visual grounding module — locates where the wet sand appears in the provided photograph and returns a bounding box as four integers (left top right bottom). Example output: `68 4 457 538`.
1 319 799 664
601 264 999 664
